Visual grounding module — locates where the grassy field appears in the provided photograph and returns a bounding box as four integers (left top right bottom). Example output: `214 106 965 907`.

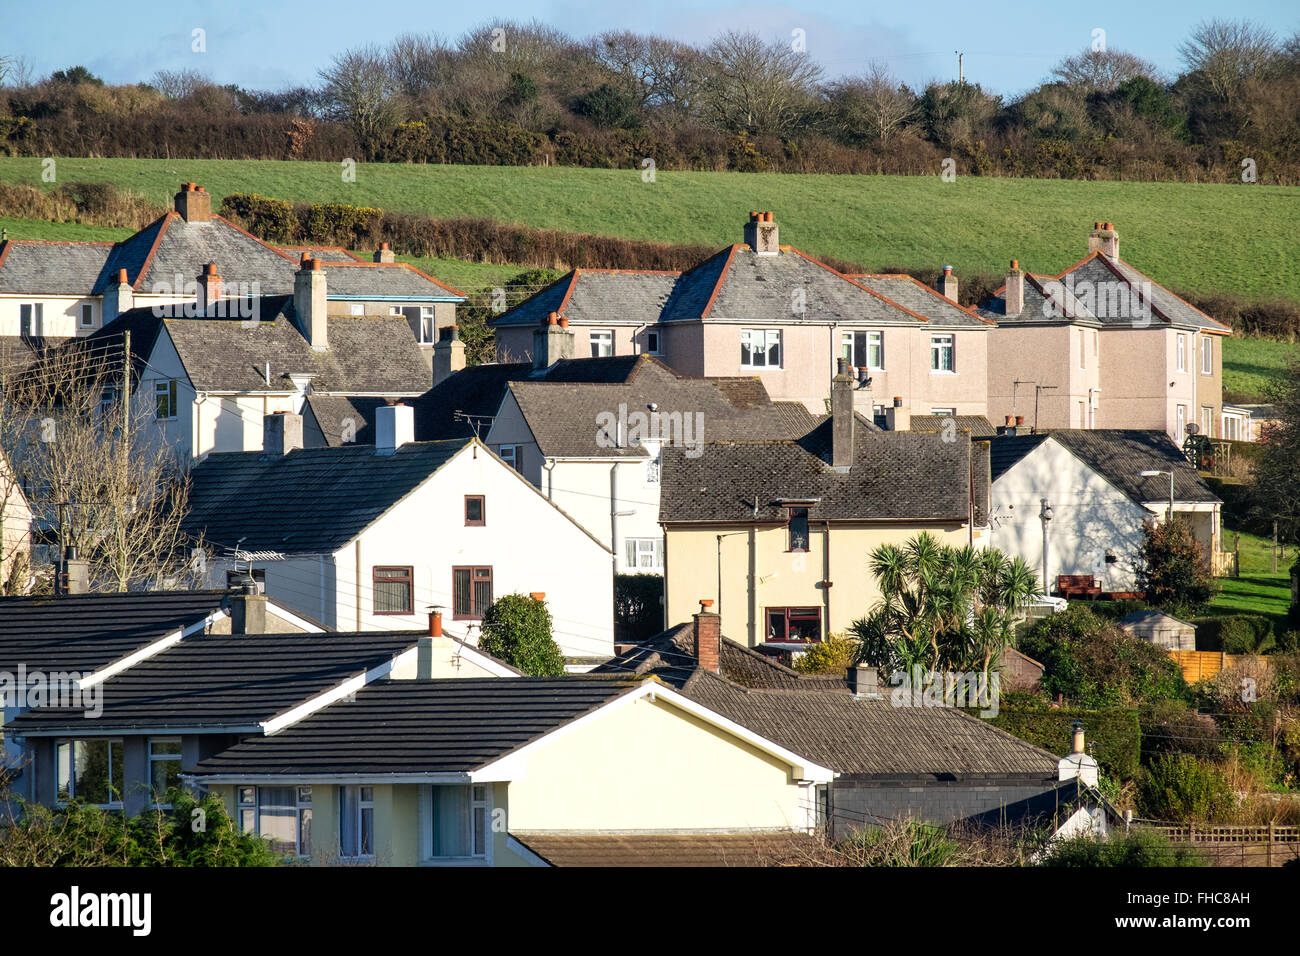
1211 529 1292 619
0 216 134 242
0 157 1296 303
1222 336 1296 404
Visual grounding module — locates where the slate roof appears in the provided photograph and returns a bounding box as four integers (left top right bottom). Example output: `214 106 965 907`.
849 274 993 327
183 439 472 551
190 677 641 775
7 631 419 734
0 590 236 675
0 240 114 294
513 831 816 866
89 305 431 394
303 395 386 446
975 272 1099 324
275 246 362 262
988 429 1220 504
489 270 679 328
909 414 997 438
659 420 972 523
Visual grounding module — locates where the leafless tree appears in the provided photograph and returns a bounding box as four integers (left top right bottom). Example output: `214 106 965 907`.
1179 19 1281 100
150 69 209 100
591 31 705 117
823 62 917 145
699 31 823 136
386 32 456 100
1050 48 1159 93
319 45 400 159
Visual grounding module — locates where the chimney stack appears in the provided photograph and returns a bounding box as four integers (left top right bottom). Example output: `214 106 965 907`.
938 265 958 303
263 411 304 456
883 395 910 432
229 580 268 635
847 664 883 700
832 357 854 470
743 211 780 255
693 599 720 674
105 267 134 320
1004 259 1024 317
433 324 467 385
197 262 221 312
1058 720 1099 788
373 241 395 263
376 401 414 455
55 546 90 596
174 182 212 223
294 254 328 350
532 311 575 371
1088 222 1119 259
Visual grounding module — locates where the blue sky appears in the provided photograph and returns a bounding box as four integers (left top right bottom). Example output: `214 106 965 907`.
5 0 1298 95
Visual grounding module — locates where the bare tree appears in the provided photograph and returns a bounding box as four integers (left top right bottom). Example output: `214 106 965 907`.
591 31 705 117
699 31 823 136
0 339 206 593
1050 48 1159 93
150 69 209 100
1179 19 1281 100
319 45 400 159
386 32 456 100
823 63 917 145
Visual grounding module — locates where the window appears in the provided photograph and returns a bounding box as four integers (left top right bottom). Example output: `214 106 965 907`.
1202 336 1213 375
240 786 312 857
590 330 613 357
787 508 810 552
453 566 493 619
1079 329 1086 369
465 495 485 526
930 408 956 417
1176 404 1186 442
930 334 954 372
624 537 664 570
349 303 364 316
765 607 822 644
645 452 661 485
1202 406 1214 438
1079 401 1086 427
149 738 182 802
643 329 661 354
373 566 413 615
339 786 374 859
154 379 178 420
839 330 883 369
56 739 124 806
1176 333 1187 372
498 444 521 472
79 303 95 329
425 784 489 860
741 328 782 368
404 306 435 344
19 303 42 338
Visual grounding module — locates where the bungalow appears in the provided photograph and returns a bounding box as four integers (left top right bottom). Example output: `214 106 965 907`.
183 404 615 664
988 429 1223 594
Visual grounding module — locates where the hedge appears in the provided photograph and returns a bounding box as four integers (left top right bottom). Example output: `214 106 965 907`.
1190 613 1275 653
985 705 1142 782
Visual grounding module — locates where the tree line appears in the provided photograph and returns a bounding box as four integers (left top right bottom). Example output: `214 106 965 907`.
2 18 1299 182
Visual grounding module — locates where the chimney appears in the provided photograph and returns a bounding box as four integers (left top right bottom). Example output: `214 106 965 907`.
883 395 910 432
373 241 395 263
229 582 268 635
105 268 134 320
1058 720 1100 788
743 210 779 255
1004 259 1024 317
832 357 854 470
433 325 466 385
376 401 414 455
294 254 328 350
532 311 575 371
693 599 721 674
938 265 958 303
56 546 90 596
197 263 221 311
263 410 303 456
1088 221 1119 259
173 182 212 223
847 664 882 700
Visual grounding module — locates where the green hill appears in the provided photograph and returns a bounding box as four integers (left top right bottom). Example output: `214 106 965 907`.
0 157 1295 303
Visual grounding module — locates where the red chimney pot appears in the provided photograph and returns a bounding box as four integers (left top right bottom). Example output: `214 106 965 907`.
1015 415 1025 426
1010 259 1019 270
116 268 128 283
529 592 546 601
428 610 443 637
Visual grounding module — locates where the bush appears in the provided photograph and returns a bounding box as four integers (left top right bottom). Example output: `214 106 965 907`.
1136 516 1214 613
1140 700 1222 759
479 593 565 677
1138 755 1235 822
1038 828 1206 867
988 705 1142 782
614 573 664 644
793 633 860 674
1192 614 1275 653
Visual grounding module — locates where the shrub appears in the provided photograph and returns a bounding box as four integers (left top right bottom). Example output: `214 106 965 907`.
989 705 1142 781
1138 754 1235 822
614 573 664 644
793 633 860 674
1140 700 1221 759
479 593 565 677
1038 828 1206 866
1136 516 1214 613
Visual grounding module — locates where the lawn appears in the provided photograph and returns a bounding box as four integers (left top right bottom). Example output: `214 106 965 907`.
0 216 134 242
1210 529 1292 619
0 157 1296 303
1222 336 1297 404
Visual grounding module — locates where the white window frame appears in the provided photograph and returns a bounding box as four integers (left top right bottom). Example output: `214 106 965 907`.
930 408 956 417
590 329 614 358
643 329 662 355
1176 333 1187 372
420 784 492 865
339 785 375 860
239 785 313 858
19 302 43 337
350 303 365 316
741 328 782 369
1201 405 1214 439
1176 404 1186 442
840 330 883 370
155 379 178 420
55 738 124 808
624 537 664 570
148 737 183 806
418 307 436 345
1078 329 1086 369
1201 336 1213 375
930 334 955 373
79 303 95 329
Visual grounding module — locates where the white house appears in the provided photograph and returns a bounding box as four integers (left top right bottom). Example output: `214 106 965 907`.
185 405 615 665
988 429 1222 594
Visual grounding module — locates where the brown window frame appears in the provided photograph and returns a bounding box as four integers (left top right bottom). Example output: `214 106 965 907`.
765 606 822 644
464 495 486 526
452 566 494 620
372 566 414 616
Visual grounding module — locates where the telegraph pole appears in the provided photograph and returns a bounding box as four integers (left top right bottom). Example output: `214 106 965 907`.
955 51 964 86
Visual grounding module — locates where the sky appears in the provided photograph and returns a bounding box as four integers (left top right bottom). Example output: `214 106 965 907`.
4 0 1298 97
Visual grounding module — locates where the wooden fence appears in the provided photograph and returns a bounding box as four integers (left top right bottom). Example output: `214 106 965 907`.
1146 823 1300 867
1166 650 1274 684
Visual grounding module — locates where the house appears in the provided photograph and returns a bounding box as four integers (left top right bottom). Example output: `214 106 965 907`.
658 360 989 649
988 429 1223 593
183 404 615 664
489 212 994 417
187 668 834 866
978 223 1232 442
592 609 1066 838
1119 609 1196 651
0 446 32 590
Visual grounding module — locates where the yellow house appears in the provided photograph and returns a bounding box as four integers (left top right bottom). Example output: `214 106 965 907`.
191 674 833 867
660 363 987 649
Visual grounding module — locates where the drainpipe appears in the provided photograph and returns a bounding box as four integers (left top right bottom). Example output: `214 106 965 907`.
354 539 362 631
543 458 556 500
822 520 831 641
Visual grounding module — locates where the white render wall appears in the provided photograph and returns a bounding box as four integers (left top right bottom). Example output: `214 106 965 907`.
0 294 101 338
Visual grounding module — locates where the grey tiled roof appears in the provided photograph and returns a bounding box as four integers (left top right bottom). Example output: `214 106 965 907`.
317 262 464 298
275 246 361 262
490 270 679 328
909 414 997 438
513 831 816 866
303 395 385 446
975 272 1099 325
190 677 641 775
183 439 472 551
0 240 113 294
113 214 299 295
7 631 420 734
850 274 992 327
659 421 972 523
989 429 1220 504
